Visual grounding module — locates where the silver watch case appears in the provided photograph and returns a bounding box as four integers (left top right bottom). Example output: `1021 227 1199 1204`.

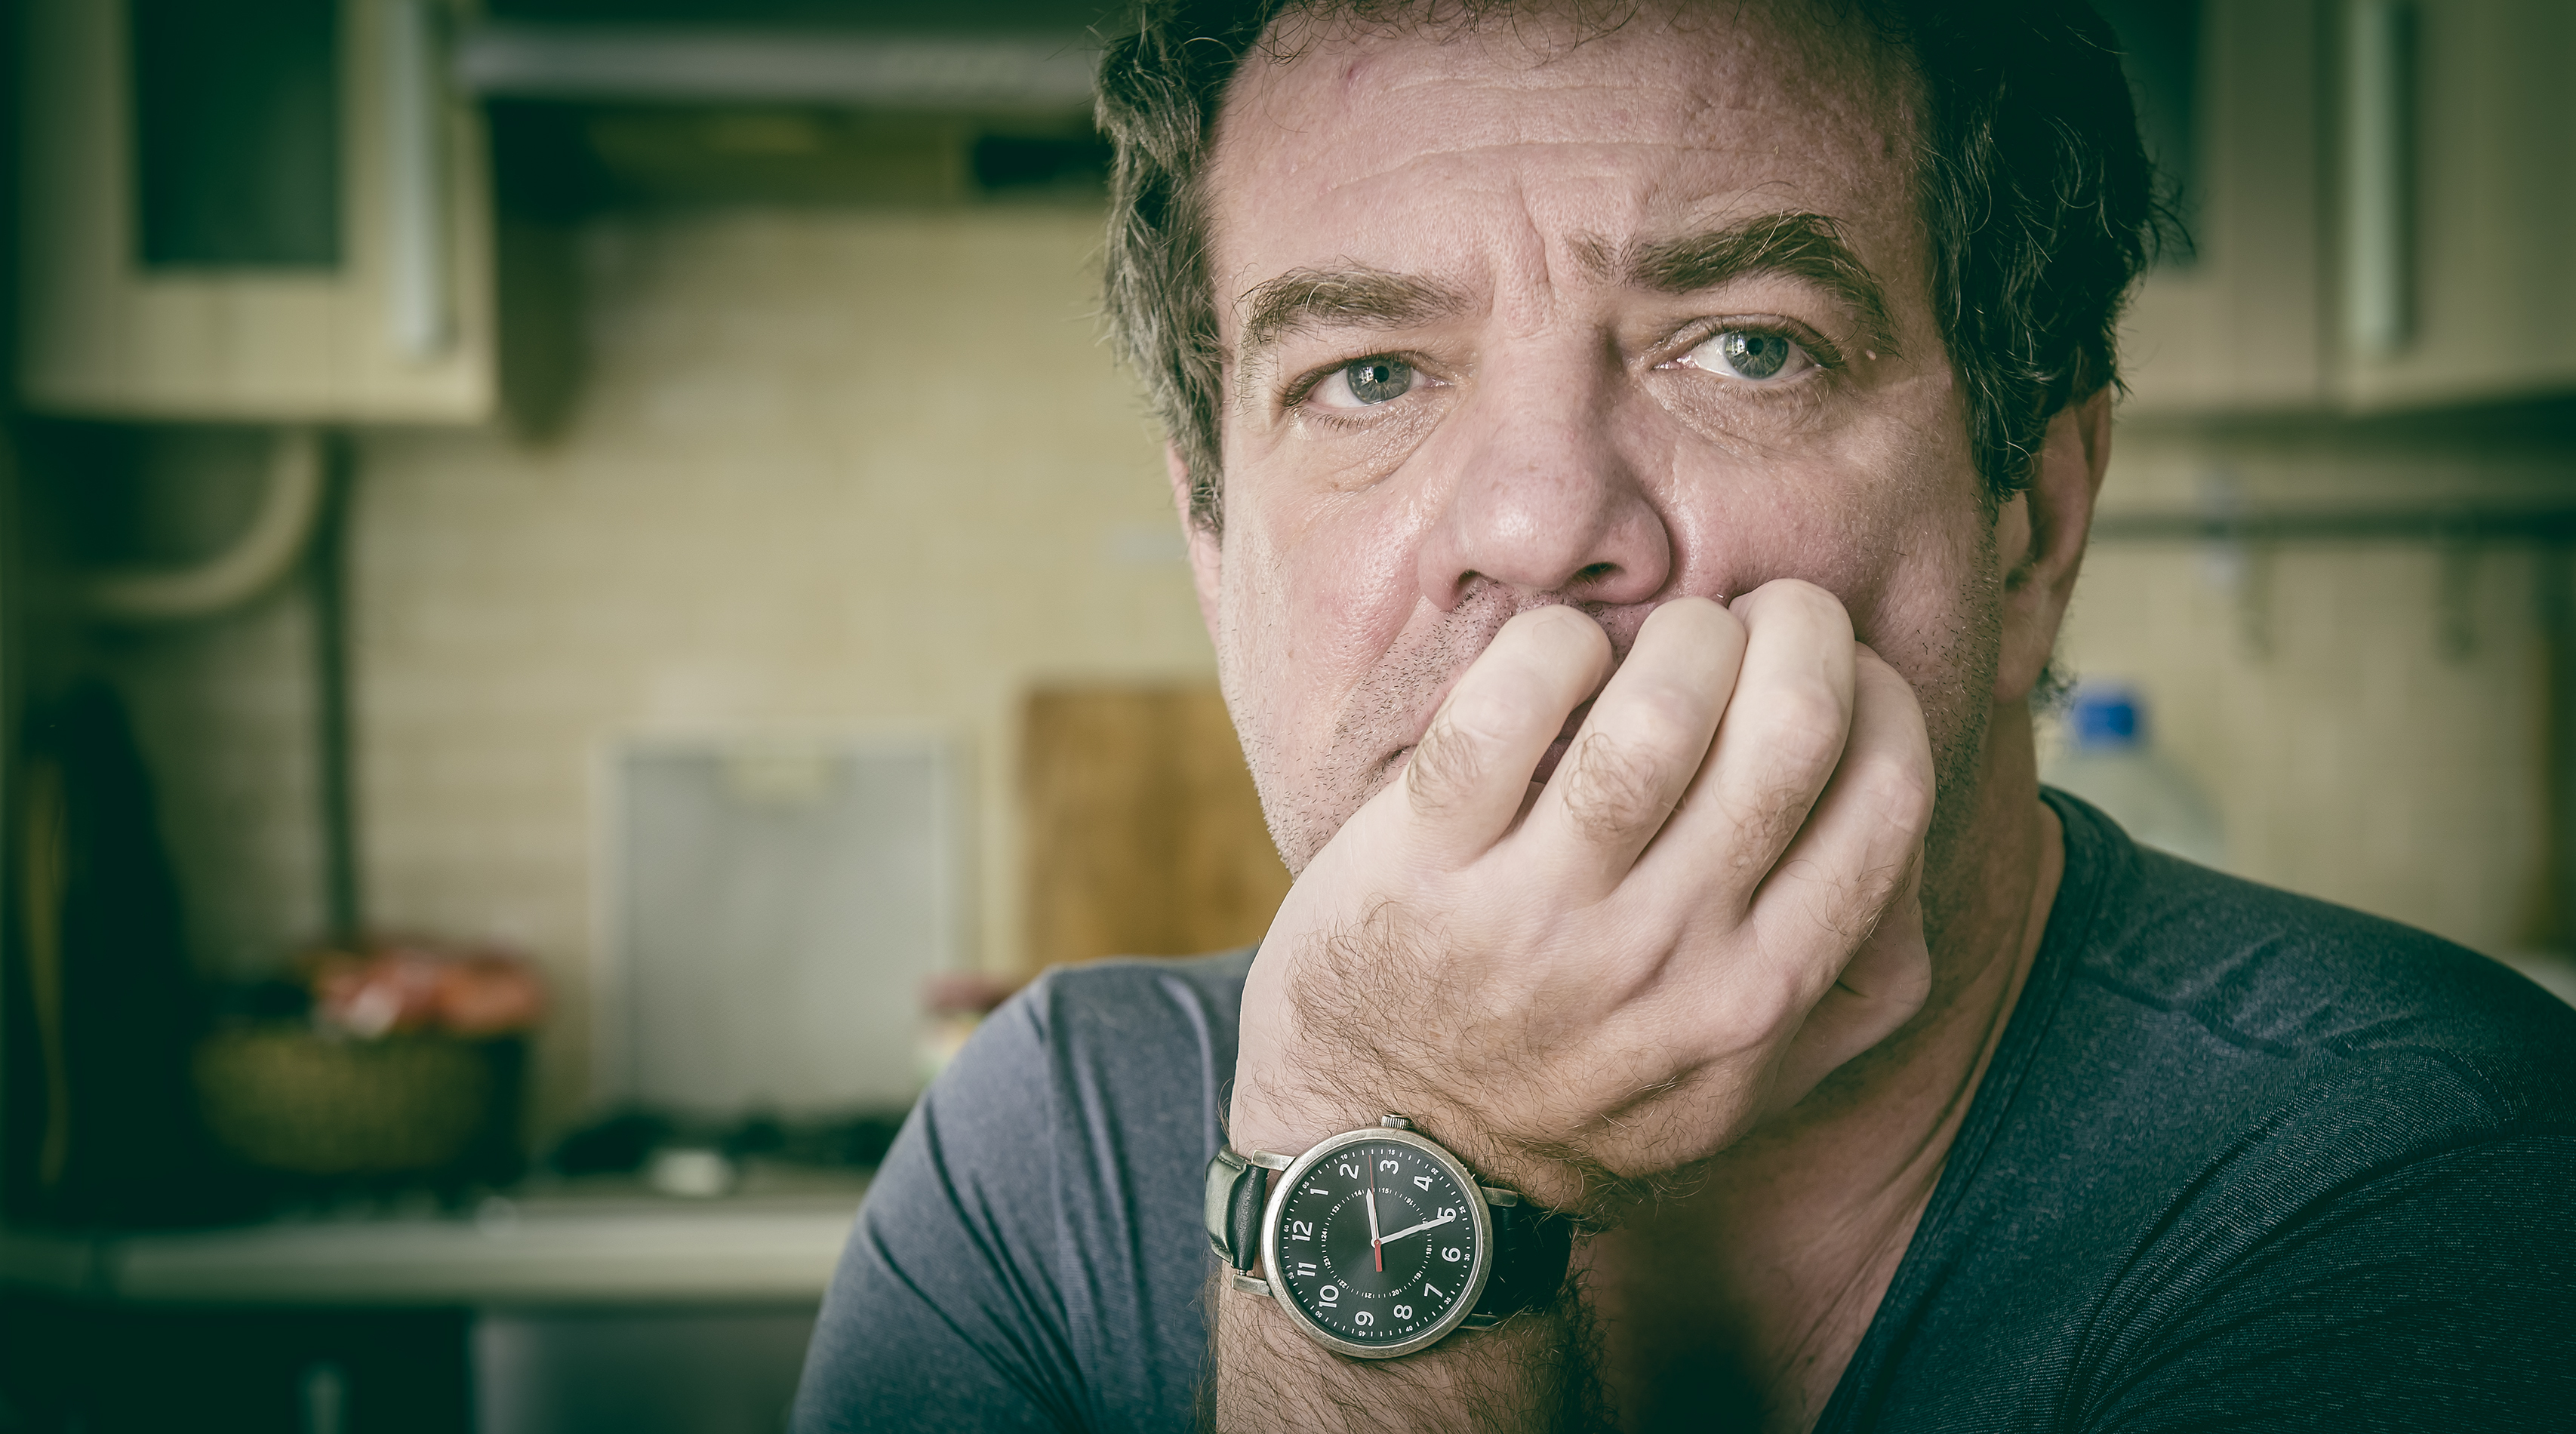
1252 1124 1496 1360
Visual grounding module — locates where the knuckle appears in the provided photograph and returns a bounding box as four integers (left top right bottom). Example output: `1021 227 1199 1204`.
1620 677 1714 751
1405 712 1490 816
1782 861 1882 948
1718 774 1817 863
1405 688 1524 814
1848 748 1936 836
1850 854 1914 918
1747 682 1850 777
1557 730 1673 842
1441 687 1523 749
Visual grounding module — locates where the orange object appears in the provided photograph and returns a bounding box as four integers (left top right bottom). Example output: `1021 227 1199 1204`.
309 938 546 1038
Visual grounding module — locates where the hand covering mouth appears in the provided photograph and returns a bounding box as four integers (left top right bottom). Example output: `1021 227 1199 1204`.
1389 697 1596 792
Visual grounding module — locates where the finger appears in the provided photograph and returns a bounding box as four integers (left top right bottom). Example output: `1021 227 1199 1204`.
1630 579 1857 912
1516 597 1746 894
1768 857 1930 1112
1399 605 1613 861
1740 646 1935 1071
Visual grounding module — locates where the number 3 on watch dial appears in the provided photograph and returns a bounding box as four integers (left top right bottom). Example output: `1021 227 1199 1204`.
1259 1126 1492 1358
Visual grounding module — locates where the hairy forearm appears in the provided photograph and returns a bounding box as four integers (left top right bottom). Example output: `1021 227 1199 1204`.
1208 1274 1605 1433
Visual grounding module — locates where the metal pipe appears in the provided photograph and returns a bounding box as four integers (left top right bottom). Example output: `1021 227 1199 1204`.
85 428 325 624
309 435 362 946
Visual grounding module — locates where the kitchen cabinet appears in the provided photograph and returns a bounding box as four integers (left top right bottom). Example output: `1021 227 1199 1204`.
2116 0 2576 419
2118 0 2331 417
0 1183 860 1432
16 0 497 423
2337 0 2576 410
0 1300 472 1434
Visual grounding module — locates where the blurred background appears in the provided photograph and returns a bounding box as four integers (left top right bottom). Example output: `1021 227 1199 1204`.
0 0 2567 1429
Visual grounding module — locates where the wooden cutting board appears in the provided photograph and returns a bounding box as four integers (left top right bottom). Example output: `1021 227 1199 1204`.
1022 685 1291 967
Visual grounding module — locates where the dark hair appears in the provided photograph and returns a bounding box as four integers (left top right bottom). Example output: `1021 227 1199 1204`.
1096 0 2163 531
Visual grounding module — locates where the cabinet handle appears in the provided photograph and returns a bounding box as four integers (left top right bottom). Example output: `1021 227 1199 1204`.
384 0 451 358
2344 0 2414 355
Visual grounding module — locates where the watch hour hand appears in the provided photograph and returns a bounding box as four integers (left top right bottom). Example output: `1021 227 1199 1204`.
1367 1169 1383 1272
1377 1212 1458 1245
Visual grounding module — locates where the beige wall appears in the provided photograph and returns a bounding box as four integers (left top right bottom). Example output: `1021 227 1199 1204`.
2055 420 2566 956
111 206 1208 1131
88 204 2568 1137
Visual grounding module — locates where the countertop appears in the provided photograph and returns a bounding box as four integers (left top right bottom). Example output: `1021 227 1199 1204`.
0 1170 869 1307
14 959 2564 1312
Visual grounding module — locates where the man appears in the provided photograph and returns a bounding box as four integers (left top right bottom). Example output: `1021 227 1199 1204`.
795 0 2576 1428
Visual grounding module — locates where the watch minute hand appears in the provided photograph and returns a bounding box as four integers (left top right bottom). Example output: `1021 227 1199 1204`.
1377 1212 1458 1245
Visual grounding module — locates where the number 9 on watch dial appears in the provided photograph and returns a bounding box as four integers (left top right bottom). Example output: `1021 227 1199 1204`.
1259 1126 1492 1358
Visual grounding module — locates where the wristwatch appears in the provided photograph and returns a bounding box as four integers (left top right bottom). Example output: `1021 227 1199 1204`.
1204 1114 1574 1359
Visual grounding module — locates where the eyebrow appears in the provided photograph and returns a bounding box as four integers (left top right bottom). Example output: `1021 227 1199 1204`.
1229 209 1897 377
1234 267 1470 374
1580 211 1900 357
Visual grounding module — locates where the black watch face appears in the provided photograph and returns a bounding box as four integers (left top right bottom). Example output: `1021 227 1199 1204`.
1270 1135 1483 1352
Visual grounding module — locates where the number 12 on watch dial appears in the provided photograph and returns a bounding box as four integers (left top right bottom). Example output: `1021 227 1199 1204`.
1260 1128 1491 1358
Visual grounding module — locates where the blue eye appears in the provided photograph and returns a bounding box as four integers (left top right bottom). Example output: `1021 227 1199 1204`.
1341 358 1413 404
1682 329 1811 382
1717 332 1790 378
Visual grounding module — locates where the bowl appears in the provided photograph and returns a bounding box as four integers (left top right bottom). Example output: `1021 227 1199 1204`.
193 1026 498 1177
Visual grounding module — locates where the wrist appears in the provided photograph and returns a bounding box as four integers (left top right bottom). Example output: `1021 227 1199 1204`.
1223 1069 1375 1162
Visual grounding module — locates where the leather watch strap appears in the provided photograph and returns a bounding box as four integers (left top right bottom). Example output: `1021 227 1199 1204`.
1204 1146 1267 1272
1467 1194 1574 1322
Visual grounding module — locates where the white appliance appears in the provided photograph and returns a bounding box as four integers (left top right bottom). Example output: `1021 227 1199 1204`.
602 738 963 1119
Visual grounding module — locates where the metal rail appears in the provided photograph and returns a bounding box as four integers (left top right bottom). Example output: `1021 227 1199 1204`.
2090 506 2576 543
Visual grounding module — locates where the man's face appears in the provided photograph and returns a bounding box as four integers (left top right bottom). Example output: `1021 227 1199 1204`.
1193 2 2003 873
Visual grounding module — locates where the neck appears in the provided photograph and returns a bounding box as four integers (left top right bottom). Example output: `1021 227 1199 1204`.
1586 701 2066 1432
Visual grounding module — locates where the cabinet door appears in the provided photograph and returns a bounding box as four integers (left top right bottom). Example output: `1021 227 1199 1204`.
16 0 495 423
2338 0 2576 409
2118 0 2331 417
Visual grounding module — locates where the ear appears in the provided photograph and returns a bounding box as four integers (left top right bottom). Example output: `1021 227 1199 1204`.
1992 387 2110 704
1168 442 1224 642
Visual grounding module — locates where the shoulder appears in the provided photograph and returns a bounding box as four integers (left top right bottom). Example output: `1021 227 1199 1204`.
2045 791 2576 1125
796 949 1254 1433
997 946 1257 1082
1833 801 2576 1430
900 945 1256 1223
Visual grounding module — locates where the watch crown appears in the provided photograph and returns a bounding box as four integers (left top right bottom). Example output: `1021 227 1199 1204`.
1379 1114 1413 1130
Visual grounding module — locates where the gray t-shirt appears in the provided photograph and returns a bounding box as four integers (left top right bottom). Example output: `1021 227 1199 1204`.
794 793 2576 1430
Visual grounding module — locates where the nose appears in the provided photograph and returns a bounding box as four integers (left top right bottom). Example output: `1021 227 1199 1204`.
1414 353 1671 612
